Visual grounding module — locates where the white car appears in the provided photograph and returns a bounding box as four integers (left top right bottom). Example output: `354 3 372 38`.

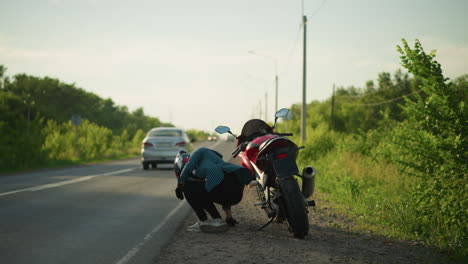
141 127 194 170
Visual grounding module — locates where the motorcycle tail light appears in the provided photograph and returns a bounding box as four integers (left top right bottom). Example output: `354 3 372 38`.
276 153 288 159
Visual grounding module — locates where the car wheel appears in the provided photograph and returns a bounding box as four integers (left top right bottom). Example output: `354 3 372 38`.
143 162 149 170
152 162 158 169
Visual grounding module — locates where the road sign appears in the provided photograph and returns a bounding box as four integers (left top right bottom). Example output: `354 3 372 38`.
71 114 82 126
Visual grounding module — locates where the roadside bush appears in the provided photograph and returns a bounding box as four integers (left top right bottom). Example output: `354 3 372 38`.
42 120 75 160
385 39 467 254
77 120 113 160
0 91 47 169
42 119 138 163
132 129 146 149
295 123 338 162
293 40 466 256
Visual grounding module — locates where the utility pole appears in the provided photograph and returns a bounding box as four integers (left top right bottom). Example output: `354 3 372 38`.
24 92 33 137
275 74 278 112
301 15 307 143
259 99 262 119
330 84 335 131
71 114 82 157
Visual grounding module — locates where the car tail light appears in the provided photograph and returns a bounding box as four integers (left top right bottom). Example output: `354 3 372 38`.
175 141 187 147
142 142 153 147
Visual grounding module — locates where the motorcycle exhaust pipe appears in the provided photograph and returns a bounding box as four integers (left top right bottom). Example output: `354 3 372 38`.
301 166 316 198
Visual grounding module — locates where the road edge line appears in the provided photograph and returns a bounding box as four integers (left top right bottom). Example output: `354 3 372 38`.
0 167 137 197
115 200 186 264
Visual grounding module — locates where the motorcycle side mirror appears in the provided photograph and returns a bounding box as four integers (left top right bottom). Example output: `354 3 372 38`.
215 125 237 139
215 126 230 134
275 108 289 118
273 108 290 128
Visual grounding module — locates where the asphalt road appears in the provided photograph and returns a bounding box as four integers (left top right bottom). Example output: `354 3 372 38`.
0 140 236 264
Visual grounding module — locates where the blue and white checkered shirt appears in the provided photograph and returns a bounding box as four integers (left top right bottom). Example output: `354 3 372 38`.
178 147 252 192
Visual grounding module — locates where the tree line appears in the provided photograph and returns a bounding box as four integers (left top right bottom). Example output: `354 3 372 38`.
0 66 173 171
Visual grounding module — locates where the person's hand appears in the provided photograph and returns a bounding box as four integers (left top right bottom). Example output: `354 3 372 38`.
226 217 239 226
175 185 184 200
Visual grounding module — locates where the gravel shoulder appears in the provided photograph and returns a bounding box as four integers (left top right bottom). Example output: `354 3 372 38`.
155 185 457 264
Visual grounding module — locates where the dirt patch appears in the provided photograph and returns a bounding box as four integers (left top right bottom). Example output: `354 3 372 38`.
155 185 457 264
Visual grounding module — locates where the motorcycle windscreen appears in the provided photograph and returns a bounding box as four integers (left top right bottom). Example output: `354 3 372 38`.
272 154 299 177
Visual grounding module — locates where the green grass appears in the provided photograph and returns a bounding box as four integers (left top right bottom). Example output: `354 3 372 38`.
297 148 466 259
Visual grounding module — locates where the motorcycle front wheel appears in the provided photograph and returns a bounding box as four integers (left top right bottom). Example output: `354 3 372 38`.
277 176 309 238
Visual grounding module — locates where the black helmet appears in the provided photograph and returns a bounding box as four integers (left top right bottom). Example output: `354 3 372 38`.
174 151 190 178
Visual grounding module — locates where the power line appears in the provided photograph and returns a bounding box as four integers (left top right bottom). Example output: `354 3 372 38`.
287 0 327 70
335 90 422 107
309 0 327 17
285 21 303 67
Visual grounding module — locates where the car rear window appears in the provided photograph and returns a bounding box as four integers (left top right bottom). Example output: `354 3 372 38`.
149 130 182 137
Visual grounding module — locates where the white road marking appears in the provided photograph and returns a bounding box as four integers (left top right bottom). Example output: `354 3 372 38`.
115 200 186 264
0 167 137 197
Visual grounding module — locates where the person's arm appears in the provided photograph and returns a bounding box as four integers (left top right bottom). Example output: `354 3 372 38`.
178 148 205 183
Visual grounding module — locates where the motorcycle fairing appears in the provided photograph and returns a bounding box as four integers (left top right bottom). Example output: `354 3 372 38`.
256 137 299 174
246 134 277 163
245 141 260 162
238 152 255 175
271 153 299 177
249 160 268 188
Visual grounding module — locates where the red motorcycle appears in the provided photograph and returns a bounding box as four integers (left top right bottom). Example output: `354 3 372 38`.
216 108 316 238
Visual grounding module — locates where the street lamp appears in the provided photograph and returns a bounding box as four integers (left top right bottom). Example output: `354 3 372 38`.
248 51 279 113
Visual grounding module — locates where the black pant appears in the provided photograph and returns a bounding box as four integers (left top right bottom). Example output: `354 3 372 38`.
182 180 220 221
182 172 245 221
209 172 245 210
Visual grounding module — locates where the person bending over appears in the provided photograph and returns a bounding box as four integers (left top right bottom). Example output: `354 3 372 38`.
174 147 254 233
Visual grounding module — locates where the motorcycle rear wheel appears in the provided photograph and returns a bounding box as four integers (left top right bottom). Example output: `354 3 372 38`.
277 177 309 238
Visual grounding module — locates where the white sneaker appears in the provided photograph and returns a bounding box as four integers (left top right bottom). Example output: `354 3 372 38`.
209 218 227 226
200 218 228 233
248 180 259 187
187 221 205 232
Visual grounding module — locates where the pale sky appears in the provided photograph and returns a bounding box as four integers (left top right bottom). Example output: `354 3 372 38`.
1 0 467 133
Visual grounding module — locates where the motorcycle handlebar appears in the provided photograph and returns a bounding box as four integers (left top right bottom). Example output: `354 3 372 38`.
232 141 248 158
232 148 241 158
